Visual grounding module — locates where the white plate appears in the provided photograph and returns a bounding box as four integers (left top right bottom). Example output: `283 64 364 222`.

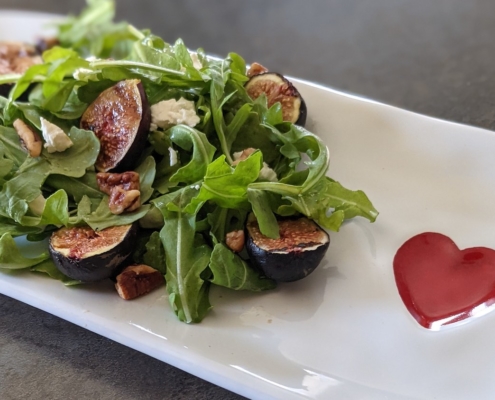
2 10 495 400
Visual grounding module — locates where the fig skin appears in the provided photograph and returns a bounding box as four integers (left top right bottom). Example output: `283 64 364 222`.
49 224 138 282
245 72 307 127
246 215 329 282
80 79 151 172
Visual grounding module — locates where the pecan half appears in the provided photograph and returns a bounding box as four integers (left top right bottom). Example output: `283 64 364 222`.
96 171 141 214
226 230 245 253
13 119 42 157
115 264 164 300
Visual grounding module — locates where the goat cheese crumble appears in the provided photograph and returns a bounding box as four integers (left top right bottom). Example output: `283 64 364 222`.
40 118 73 153
150 98 200 131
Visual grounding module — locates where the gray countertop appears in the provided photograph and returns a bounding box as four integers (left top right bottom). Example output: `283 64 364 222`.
1 1 495 399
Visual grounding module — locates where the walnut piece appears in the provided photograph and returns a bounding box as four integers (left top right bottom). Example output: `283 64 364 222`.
96 171 141 215
115 264 164 300
13 119 42 157
232 147 256 166
247 62 268 78
226 230 245 253
0 41 41 74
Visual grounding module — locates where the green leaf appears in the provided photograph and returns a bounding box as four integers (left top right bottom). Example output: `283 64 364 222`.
281 177 379 231
247 188 280 239
168 125 216 185
135 156 156 203
0 233 49 270
31 259 82 285
209 243 276 291
142 231 166 274
185 152 262 213
156 187 212 323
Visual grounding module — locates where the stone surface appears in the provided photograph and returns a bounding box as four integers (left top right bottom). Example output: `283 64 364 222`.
1 0 495 399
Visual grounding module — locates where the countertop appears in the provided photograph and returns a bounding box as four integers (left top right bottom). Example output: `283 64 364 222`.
1 0 495 399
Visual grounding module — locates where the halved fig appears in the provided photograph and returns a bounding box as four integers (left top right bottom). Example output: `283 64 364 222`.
80 79 151 172
246 214 329 282
49 224 138 282
245 72 307 126
0 41 41 97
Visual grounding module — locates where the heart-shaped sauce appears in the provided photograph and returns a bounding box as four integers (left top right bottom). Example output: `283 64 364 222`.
393 232 495 330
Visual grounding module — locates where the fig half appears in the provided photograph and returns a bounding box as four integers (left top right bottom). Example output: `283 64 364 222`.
246 214 329 282
80 79 151 172
245 72 307 126
49 224 138 282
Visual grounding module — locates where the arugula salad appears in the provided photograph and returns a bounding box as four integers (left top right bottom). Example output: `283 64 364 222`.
0 0 378 323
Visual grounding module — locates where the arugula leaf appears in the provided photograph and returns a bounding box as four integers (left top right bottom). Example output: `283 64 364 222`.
185 151 262 213
279 177 378 231
156 187 212 323
31 259 81 286
209 243 276 291
168 125 216 185
0 127 99 223
0 233 49 270
142 231 166 275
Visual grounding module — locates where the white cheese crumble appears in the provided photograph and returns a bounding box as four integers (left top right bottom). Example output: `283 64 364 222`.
169 147 178 166
233 149 278 182
40 118 73 153
150 98 200 131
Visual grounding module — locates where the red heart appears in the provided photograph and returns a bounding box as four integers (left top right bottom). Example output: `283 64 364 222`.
393 232 495 330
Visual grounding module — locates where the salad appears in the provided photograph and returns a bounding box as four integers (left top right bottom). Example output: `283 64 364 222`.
0 0 378 323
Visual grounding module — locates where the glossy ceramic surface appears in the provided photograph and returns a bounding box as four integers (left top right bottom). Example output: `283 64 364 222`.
2 11 495 400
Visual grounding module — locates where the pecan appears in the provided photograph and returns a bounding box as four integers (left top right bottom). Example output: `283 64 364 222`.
96 171 141 214
232 148 256 166
13 119 42 157
115 264 164 300
247 62 268 78
226 230 245 253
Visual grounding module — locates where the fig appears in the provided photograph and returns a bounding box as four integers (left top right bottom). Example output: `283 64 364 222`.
245 72 307 126
0 41 41 97
246 214 329 282
49 224 138 282
80 79 151 172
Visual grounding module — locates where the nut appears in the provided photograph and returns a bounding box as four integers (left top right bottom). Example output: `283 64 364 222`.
247 62 268 78
232 148 257 166
0 41 41 74
226 230 245 253
13 119 42 157
96 171 141 215
115 264 164 300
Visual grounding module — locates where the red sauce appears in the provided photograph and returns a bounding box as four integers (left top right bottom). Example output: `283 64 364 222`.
393 232 495 329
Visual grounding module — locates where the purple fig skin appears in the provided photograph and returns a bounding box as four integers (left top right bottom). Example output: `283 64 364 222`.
245 215 329 282
80 79 151 172
49 224 138 282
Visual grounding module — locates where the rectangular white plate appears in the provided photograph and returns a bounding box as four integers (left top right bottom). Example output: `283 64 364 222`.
2 11 495 400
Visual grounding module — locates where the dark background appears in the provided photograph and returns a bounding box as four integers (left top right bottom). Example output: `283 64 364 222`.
1 1 495 399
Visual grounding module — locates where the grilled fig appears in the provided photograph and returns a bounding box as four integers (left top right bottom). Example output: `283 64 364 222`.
49 224 138 282
80 79 151 172
245 72 307 126
0 41 41 97
246 214 329 282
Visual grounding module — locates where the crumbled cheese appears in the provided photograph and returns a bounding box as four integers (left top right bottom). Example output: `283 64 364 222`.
150 98 200 131
73 67 98 82
40 118 73 153
169 147 178 166
28 194 46 216
233 148 278 182
259 163 278 182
